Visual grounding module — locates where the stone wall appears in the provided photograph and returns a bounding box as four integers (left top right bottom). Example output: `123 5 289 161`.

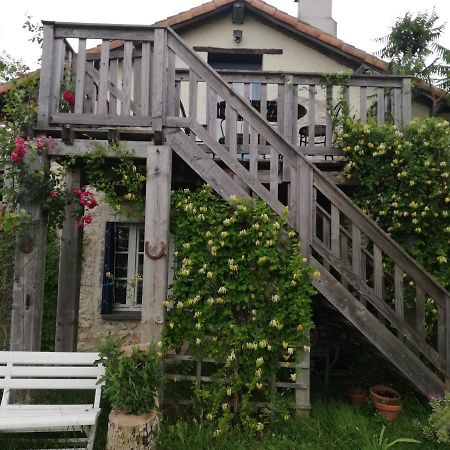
77 199 142 351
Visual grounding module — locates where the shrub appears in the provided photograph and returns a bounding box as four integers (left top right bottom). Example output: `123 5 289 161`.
98 339 164 415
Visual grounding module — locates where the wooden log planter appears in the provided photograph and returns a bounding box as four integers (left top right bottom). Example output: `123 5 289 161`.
106 409 160 450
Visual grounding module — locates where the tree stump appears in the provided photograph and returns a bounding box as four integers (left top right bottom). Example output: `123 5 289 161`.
106 409 160 450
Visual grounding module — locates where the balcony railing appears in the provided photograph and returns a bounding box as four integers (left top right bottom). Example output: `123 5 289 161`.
38 21 412 159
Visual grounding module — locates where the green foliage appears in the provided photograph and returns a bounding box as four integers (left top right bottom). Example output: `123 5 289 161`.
338 117 450 289
162 186 315 433
423 393 450 443
98 338 164 415
372 425 420 448
64 142 146 216
376 10 450 113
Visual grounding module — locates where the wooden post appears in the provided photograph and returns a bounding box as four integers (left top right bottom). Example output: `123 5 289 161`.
141 145 172 344
37 23 55 128
9 152 49 351
55 167 83 351
152 29 167 144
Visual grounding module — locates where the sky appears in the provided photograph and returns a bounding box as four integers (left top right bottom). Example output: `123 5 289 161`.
1 0 450 70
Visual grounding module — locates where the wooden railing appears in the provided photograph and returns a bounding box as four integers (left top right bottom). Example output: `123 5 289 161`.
38 23 447 394
38 22 412 159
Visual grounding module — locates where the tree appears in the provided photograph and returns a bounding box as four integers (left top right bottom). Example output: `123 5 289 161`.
377 10 450 115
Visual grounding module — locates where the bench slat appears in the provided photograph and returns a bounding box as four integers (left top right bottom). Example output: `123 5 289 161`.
0 365 103 378
0 351 100 365
1 378 100 390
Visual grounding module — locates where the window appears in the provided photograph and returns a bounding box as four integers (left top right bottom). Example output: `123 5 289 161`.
102 223 144 312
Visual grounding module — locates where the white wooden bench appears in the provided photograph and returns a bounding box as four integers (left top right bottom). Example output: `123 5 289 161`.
0 351 105 450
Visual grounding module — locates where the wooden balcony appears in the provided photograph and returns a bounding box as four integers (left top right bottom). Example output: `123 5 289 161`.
38 22 412 161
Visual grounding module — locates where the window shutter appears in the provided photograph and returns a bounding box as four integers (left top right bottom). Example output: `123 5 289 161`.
101 222 116 314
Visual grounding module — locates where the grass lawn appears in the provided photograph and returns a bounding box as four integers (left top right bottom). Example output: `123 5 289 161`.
0 388 446 449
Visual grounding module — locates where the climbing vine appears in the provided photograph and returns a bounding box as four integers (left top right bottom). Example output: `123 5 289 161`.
337 117 450 289
161 186 315 434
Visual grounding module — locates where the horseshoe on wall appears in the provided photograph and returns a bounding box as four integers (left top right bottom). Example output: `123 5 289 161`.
145 241 166 260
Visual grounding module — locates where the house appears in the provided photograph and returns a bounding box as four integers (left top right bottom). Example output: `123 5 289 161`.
6 0 450 413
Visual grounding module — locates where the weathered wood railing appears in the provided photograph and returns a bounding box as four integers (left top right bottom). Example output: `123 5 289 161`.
38 22 411 160
37 23 447 395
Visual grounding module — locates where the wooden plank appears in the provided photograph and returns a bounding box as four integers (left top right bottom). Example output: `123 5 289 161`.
311 258 445 396
174 81 181 118
283 75 294 144
152 28 167 133
133 57 141 110
295 352 310 416
54 25 155 41
121 41 133 115
74 39 86 114
377 88 385 125
394 264 405 320
37 24 55 127
97 40 110 115
373 245 384 300
83 66 95 114
188 71 198 121
108 59 118 115
352 224 362 279
402 78 412 125
166 130 250 201
249 126 258 179
2 379 98 390
141 145 172 344
166 49 176 117
359 86 367 123
260 84 267 146
51 113 151 127
140 42 151 116
270 147 279 198
0 351 100 365
227 105 238 155
325 86 333 147
340 233 349 288
277 84 285 138
393 88 402 128
206 85 217 139
308 85 316 145
0 366 101 378
55 167 83 352
438 304 446 358
49 38 65 118
330 204 340 258
9 150 49 352
297 159 313 259
242 83 251 148
416 286 426 341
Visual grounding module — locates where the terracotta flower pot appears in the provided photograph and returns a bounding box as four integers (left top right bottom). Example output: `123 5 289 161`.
349 389 367 406
370 385 401 405
374 401 402 421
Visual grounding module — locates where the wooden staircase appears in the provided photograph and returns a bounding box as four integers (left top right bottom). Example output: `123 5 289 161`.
37 24 449 396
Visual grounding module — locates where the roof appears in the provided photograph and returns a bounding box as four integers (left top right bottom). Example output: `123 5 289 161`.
155 0 387 71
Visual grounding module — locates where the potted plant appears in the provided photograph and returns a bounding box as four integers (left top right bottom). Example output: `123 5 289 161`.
374 400 402 421
98 339 164 450
370 385 401 405
348 387 367 406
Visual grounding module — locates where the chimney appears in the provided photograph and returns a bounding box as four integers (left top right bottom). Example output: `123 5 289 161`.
295 0 337 37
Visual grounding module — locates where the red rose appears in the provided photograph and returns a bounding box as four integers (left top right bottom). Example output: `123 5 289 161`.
49 191 57 198
84 215 92 224
10 152 21 163
63 91 75 106
88 198 98 209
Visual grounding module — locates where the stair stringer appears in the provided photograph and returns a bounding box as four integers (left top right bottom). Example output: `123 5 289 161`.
311 258 445 396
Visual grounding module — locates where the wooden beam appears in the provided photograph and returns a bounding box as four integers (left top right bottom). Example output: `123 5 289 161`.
141 145 172 344
10 152 49 351
55 167 83 352
193 47 283 55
